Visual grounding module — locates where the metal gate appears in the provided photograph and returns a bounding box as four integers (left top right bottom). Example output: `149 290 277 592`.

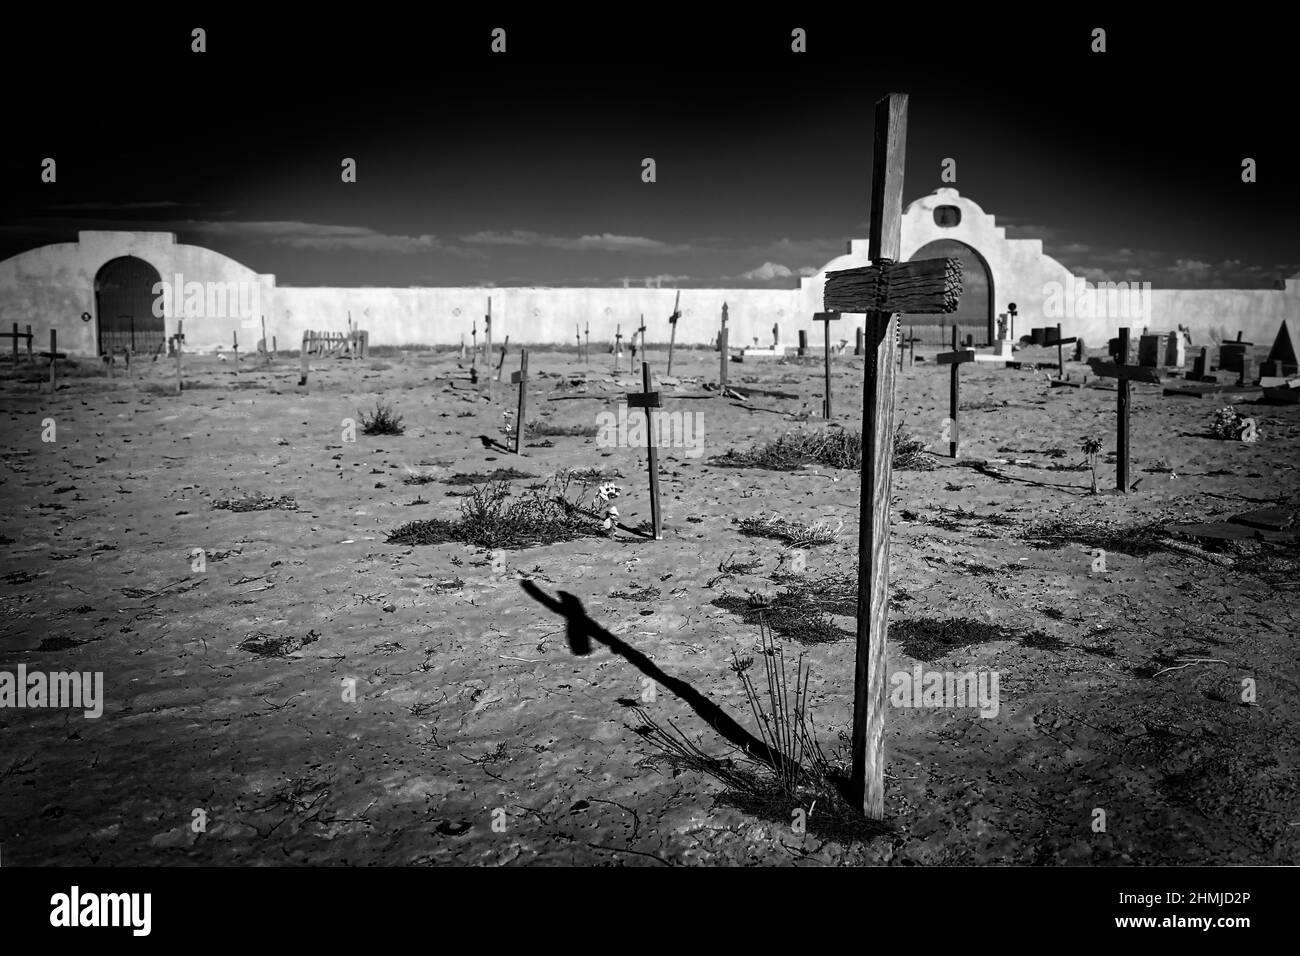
95 256 164 355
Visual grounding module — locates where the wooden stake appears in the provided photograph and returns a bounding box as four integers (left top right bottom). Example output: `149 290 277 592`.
511 350 529 455
626 362 663 540
299 331 309 388
719 327 729 387
666 291 681 376
614 325 623 373
584 322 590 365
233 330 240 376
814 311 841 418
175 320 183 393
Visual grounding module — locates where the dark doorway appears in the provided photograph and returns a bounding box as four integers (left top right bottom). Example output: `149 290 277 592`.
907 239 994 346
95 256 163 355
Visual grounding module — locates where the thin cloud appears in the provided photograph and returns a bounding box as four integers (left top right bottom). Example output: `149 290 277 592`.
461 229 693 254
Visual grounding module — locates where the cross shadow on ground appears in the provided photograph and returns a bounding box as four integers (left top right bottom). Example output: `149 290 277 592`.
519 579 785 774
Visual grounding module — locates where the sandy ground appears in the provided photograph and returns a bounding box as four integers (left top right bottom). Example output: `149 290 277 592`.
1 341 1297 866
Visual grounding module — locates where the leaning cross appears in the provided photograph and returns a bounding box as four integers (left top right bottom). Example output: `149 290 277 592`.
666 290 681 376
625 362 663 540
511 350 530 455
936 325 977 458
813 311 841 418
1087 326 1161 493
821 93 963 820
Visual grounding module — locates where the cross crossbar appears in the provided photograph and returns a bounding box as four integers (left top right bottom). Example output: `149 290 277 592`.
825 256 963 314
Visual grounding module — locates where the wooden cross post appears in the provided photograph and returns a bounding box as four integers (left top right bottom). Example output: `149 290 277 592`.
262 316 270 366
814 311 841 418
718 303 730 387
666 291 681 376
511 350 529 455
584 322 590 365
299 331 310 388
40 330 66 392
626 362 663 540
1044 323 1078 379
232 330 240 377
896 328 921 369
471 320 478 366
576 324 582 361
1087 327 1162 494
495 335 510 382
613 325 623 372
936 325 977 458
175 320 184 393
485 298 494 403
634 315 646 373
821 93 963 820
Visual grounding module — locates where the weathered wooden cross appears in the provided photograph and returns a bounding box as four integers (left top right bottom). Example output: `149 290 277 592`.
39 330 66 393
1043 323 1077 379
576 324 582 360
1087 326 1161 493
471 319 478 365
511 349 530 455
936 326 977 458
584 322 590 365
634 315 647 372
718 303 730 387
896 326 922 369
175 320 185 393
625 362 663 540
299 330 310 388
232 330 240 377
813 311 841 418
666 291 681 376
821 93 963 820
3 323 33 365
495 335 510 382
485 298 495 403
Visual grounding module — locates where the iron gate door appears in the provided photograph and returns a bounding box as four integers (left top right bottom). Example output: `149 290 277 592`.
95 256 164 355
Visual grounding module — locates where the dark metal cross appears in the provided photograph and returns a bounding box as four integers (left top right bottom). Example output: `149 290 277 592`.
813 311 841 418
935 326 977 458
625 362 663 540
1087 327 1161 493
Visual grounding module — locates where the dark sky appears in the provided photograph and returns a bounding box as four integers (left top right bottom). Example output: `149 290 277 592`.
2 11 1294 290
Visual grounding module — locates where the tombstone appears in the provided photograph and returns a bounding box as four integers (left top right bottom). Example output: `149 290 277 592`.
996 314 1009 341
797 330 808 357
1262 318 1300 378
1164 331 1186 368
1137 333 1165 367
1030 327 1047 346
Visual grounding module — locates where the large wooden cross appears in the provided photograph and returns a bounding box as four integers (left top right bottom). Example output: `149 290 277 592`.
626 362 663 540
511 350 530 455
936 326 977 458
822 93 963 820
813 311 841 418
1087 327 1161 493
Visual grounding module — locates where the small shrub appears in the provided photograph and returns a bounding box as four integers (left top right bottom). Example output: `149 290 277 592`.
213 492 298 512
360 402 405 436
1208 406 1259 441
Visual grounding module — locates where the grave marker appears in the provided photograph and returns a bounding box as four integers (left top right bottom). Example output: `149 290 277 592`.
232 330 240 376
585 322 590 365
39 329 66 392
299 331 310 388
635 315 646 372
3 323 33 365
496 335 510 382
717 303 728 385
666 291 682 376
1043 323 1077 378
485 298 495 403
821 93 963 819
262 316 271 366
1087 327 1162 493
626 362 663 540
175 320 184 393
813 311 841 418
511 350 529 455
613 324 623 372
936 326 976 457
